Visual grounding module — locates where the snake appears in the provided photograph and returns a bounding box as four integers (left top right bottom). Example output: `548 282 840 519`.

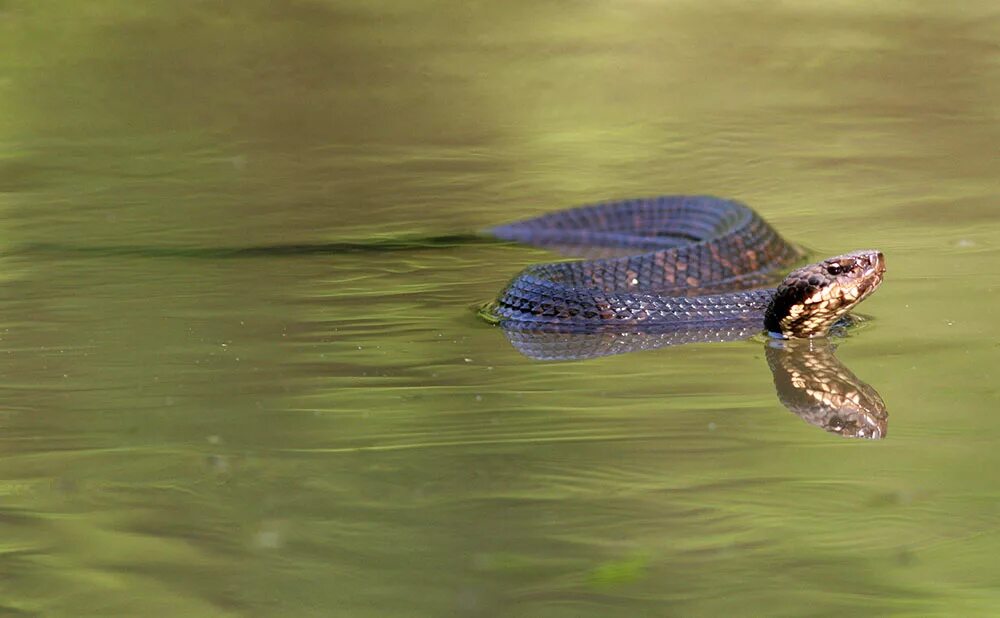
486 195 885 338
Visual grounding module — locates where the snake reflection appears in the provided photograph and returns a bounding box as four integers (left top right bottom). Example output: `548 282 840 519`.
500 326 887 439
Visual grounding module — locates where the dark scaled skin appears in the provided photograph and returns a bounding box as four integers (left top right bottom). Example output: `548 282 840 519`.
488 196 885 338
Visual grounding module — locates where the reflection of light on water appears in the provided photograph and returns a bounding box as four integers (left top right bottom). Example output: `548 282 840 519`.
253 521 287 550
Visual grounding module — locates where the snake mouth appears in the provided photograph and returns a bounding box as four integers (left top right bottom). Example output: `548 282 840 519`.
854 250 886 302
871 251 886 276
858 249 885 276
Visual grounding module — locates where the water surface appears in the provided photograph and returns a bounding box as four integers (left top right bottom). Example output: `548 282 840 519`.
0 2 998 616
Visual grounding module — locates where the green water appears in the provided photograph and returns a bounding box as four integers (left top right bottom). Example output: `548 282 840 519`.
1 2 998 616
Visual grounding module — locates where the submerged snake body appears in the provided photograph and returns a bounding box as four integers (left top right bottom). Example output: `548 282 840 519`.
489 196 884 338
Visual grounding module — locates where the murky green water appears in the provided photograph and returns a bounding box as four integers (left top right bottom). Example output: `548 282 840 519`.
1 1 998 615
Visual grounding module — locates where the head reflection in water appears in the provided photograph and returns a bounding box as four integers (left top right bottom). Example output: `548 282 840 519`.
764 337 887 439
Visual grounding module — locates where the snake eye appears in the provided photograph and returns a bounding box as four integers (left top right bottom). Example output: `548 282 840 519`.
826 263 846 276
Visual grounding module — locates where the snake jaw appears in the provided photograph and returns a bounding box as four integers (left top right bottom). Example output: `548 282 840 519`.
764 250 885 338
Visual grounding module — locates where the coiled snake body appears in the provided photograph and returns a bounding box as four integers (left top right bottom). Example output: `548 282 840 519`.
487 196 884 338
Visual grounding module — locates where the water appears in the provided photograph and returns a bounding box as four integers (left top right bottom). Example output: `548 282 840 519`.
0 1 998 615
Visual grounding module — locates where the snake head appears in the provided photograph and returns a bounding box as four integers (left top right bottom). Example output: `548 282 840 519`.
764 250 885 338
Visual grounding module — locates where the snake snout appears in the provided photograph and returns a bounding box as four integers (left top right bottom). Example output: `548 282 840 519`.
848 249 885 278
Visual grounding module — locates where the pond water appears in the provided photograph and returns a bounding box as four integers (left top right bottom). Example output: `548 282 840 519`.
1 2 998 616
